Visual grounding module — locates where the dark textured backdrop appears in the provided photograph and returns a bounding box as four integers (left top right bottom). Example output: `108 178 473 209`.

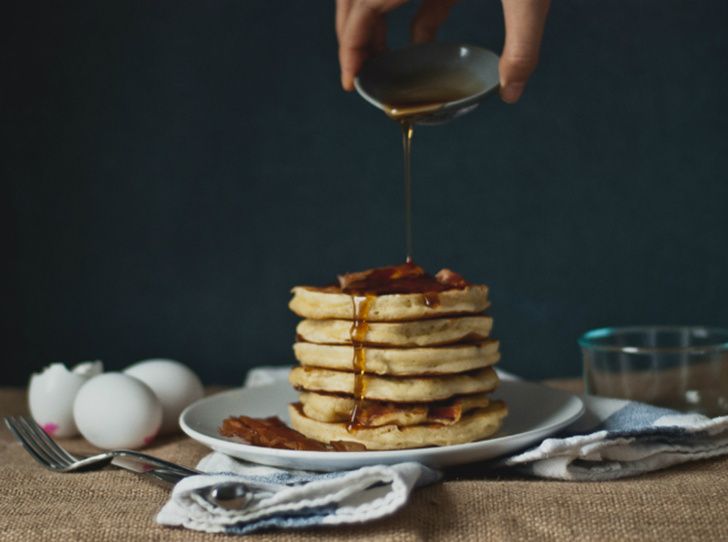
3 1 727 385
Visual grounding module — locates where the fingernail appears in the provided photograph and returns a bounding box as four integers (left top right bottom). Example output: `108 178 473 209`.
500 82 526 104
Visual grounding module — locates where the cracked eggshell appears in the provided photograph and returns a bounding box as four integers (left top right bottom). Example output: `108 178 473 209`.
124 359 204 434
28 361 103 438
73 372 162 449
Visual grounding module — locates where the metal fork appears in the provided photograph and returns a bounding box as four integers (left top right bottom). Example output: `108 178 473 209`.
4 415 199 476
5 415 258 509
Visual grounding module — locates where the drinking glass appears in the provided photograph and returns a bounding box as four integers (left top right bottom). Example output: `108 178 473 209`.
579 326 728 416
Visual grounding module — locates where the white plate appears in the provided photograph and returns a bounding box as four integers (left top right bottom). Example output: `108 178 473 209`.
180 379 584 471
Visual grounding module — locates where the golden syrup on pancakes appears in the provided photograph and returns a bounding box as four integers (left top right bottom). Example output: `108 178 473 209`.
423 291 441 308
339 262 467 297
342 266 468 430
347 294 374 431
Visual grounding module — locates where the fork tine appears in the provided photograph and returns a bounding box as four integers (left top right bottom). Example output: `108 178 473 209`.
4 416 60 470
20 416 78 462
17 417 76 468
13 416 68 469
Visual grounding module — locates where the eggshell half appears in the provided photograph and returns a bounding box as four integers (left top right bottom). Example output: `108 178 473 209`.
28 361 103 438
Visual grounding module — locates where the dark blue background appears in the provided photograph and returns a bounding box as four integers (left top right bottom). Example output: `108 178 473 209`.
3 1 727 385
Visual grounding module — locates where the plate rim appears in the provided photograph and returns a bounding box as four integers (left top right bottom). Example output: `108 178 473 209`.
179 379 585 462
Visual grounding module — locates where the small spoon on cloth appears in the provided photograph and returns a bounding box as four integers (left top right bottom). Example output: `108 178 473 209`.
200 482 253 510
354 42 500 125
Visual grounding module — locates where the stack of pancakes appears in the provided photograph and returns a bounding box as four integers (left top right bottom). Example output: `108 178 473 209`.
287 263 507 450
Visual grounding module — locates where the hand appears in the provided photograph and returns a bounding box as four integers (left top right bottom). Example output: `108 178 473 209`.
335 0 551 104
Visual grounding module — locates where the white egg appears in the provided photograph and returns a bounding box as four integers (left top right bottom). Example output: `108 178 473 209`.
28 361 104 438
73 373 162 449
124 359 204 435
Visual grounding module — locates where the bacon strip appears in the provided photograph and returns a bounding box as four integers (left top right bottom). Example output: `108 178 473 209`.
427 403 464 424
337 262 470 295
219 414 366 452
435 268 469 288
338 262 426 291
220 415 328 451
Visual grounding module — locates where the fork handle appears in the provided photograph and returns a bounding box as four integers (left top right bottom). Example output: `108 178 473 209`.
111 457 194 488
133 466 188 488
114 450 200 476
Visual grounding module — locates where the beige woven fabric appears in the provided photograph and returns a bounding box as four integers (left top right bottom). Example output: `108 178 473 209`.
2 385 728 542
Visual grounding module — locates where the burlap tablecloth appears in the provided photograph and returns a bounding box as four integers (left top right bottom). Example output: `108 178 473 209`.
2 383 727 541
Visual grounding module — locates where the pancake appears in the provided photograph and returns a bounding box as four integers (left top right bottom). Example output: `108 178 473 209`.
289 285 489 321
289 366 499 402
299 391 491 426
296 315 493 347
289 401 508 450
293 340 500 375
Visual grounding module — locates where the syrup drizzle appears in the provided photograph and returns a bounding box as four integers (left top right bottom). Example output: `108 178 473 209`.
401 121 414 263
422 291 441 308
382 76 482 263
348 294 374 431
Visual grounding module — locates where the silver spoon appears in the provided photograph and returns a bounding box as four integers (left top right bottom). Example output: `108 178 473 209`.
354 42 500 125
202 482 253 510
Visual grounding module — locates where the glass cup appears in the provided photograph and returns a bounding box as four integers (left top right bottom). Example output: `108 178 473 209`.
579 326 728 416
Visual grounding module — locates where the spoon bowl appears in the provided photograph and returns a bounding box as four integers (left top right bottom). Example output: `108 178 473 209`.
354 43 500 125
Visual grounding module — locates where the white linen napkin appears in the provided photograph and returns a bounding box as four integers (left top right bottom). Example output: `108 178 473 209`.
156 366 440 533
156 453 439 534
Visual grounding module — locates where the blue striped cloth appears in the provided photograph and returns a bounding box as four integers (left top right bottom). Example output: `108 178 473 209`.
504 392 728 480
